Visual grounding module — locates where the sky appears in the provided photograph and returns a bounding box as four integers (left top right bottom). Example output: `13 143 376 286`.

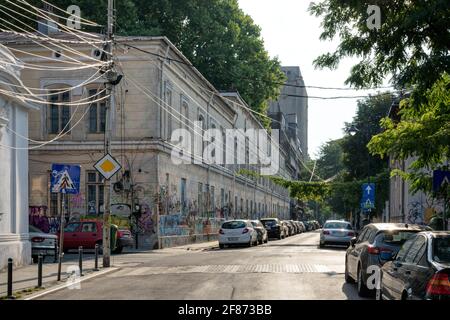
238 0 388 159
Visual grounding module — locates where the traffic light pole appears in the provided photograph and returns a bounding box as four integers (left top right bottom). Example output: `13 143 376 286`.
102 0 114 268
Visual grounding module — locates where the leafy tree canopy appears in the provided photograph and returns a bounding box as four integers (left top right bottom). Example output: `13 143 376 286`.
368 73 450 196
309 0 450 100
4 0 286 122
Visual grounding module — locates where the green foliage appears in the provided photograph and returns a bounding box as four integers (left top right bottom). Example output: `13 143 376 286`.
368 74 450 196
340 93 392 180
309 0 450 98
315 139 344 179
10 0 286 122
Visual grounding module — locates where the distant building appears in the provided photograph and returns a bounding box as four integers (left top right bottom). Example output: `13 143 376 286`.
269 66 308 159
268 66 309 220
0 45 37 270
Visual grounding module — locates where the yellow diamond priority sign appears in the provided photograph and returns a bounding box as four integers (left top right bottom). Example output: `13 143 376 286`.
94 154 122 180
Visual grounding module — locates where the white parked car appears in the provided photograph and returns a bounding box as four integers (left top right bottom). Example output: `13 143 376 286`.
218 220 258 249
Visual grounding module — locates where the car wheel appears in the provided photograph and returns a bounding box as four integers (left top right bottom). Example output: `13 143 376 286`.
259 239 263 245
357 265 370 297
247 239 252 247
344 258 354 283
219 244 224 249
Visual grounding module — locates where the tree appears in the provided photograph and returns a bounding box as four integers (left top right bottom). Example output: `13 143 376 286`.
340 93 392 181
315 139 344 180
311 0 449 212
309 0 450 99
3 0 285 123
368 73 450 197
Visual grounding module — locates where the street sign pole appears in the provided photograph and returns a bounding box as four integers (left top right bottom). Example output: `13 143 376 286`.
57 192 65 281
102 0 114 268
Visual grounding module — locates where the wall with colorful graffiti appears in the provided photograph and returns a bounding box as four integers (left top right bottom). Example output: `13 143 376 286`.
29 206 60 234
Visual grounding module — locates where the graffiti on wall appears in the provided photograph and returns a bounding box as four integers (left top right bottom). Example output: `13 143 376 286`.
406 201 425 225
29 206 60 234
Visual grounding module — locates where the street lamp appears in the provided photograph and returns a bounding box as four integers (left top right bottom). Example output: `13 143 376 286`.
347 124 359 136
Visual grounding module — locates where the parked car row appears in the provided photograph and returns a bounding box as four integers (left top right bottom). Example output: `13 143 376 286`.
219 218 316 248
342 222 450 300
29 220 134 262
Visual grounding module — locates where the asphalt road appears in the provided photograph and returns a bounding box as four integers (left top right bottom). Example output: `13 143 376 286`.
37 230 366 300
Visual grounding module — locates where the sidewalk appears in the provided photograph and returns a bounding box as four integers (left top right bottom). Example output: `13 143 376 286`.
0 254 100 298
0 240 218 299
160 240 219 252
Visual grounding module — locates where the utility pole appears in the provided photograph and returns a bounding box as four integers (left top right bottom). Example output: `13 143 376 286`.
102 0 115 268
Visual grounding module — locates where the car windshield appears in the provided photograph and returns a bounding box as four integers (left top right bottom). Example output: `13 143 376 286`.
222 221 247 229
382 231 418 245
29 225 43 233
432 237 450 263
323 222 352 230
261 220 277 226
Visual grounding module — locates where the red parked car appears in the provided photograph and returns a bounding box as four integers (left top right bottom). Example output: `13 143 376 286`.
61 220 134 253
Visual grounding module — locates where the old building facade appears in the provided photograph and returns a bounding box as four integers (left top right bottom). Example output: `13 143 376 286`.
3 33 293 249
0 44 36 269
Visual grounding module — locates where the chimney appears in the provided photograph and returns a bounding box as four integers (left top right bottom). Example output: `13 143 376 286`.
37 3 58 35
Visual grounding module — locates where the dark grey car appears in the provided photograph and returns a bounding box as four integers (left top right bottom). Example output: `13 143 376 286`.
345 223 425 297
378 231 450 300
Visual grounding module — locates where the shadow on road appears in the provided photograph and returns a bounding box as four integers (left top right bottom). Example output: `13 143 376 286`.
317 245 348 251
342 283 372 300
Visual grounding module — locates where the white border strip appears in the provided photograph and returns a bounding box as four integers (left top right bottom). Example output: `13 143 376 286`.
24 267 119 300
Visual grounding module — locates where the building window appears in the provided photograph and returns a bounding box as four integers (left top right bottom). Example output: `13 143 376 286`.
220 188 225 209
198 182 203 215
88 88 106 133
165 86 173 139
86 171 104 215
210 186 215 212
48 90 70 134
181 100 189 131
181 178 187 214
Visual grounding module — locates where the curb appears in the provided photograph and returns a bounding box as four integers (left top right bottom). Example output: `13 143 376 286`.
23 267 119 300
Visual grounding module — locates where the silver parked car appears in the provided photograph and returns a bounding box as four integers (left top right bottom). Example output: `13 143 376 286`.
320 220 355 248
29 225 58 263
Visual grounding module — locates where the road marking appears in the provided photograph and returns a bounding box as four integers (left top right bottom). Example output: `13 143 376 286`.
24 267 119 300
107 264 345 277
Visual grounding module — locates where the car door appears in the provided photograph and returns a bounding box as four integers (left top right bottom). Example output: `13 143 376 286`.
348 227 369 278
79 222 98 249
386 236 424 299
63 222 81 249
382 238 415 300
404 236 432 299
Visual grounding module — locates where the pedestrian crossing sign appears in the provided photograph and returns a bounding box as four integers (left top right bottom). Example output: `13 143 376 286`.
50 164 81 194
